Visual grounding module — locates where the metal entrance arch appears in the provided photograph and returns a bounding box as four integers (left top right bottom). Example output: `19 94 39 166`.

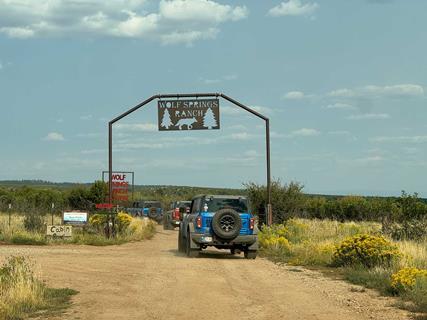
108 93 272 225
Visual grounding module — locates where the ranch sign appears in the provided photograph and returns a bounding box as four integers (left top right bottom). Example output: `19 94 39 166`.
158 99 220 131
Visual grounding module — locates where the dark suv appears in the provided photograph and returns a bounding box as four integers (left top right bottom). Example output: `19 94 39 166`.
124 200 163 223
163 201 191 230
178 195 258 259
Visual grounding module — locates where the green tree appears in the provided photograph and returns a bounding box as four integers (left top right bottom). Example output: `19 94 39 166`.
88 181 108 204
245 180 305 224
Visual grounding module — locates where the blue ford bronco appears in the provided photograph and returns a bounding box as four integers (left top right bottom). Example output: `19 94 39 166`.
178 195 258 259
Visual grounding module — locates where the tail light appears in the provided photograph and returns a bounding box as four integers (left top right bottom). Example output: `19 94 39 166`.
174 208 180 220
249 218 255 230
196 216 202 228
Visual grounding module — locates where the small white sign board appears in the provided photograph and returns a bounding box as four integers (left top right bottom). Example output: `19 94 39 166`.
47 225 72 237
63 211 88 225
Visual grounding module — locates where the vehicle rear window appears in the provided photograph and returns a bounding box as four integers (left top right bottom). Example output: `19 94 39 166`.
177 202 191 208
203 198 248 213
145 202 161 208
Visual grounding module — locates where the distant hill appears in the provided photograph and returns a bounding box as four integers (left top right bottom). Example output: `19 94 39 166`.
0 180 88 189
0 180 425 202
0 180 245 194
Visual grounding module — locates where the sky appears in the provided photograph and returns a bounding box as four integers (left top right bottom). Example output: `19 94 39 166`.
1 0 427 196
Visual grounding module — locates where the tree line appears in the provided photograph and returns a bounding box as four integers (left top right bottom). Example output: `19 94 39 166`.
1 180 426 226
245 181 427 224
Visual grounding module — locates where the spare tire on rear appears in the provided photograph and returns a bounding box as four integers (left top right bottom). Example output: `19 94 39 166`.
211 209 242 240
148 207 158 219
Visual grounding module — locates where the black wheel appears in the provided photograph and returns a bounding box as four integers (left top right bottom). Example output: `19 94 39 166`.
211 209 242 240
230 248 236 255
244 250 257 259
185 231 199 258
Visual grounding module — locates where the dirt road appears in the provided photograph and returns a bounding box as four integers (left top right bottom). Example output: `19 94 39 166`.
0 227 411 320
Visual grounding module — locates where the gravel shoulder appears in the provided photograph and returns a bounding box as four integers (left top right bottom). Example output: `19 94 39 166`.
0 226 412 320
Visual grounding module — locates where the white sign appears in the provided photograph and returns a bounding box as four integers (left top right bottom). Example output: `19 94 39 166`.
47 225 72 237
63 211 88 225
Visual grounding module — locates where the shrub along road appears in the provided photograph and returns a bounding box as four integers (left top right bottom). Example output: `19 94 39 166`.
0 226 412 320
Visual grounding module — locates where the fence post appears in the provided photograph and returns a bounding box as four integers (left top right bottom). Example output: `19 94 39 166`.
8 203 12 228
51 203 55 225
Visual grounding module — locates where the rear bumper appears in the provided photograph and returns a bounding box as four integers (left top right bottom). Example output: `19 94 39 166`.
191 233 258 250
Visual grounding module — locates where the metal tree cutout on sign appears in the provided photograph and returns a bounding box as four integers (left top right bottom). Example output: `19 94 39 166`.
203 107 217 129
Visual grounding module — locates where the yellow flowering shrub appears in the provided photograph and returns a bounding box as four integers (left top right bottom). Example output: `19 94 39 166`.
259 225 291 253
116 212 133 233
391 267 427 292
89 213 108 227
332 234 401 268
283 219 309 243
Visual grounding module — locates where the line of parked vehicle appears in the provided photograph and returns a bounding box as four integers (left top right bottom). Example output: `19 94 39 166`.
123 194 258 259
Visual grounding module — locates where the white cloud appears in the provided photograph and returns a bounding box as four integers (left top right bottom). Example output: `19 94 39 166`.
363 84 424 97
231 132 252 140
353 156 384 164
115 123 157 132
328 130 351 135
80 114 93 120
328 84 424 99
0 27 35 38
282 91 305 100
268 0 319 17
370 136 427 143
228 124 247 131
161 28 218 45
159 0 248 23
244 150 260 157
81 149 105 155
223 74 238 81
200 73 238 84
250 105 273 115
328 88 356 98
221 106 241 115
288 128 320 137
43 132 65 141
0 0 248 45
346 113 390 120
324 103 355 110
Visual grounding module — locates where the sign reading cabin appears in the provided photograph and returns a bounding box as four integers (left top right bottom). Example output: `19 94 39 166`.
158 99 220 131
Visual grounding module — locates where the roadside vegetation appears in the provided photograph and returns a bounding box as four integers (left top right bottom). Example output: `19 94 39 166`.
0 256 77 319
0 211 156 246
251 181 427 315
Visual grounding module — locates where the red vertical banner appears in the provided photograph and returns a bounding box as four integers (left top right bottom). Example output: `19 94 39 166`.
103 171 134 205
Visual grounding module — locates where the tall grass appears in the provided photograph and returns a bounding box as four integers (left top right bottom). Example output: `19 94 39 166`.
259 219 427 314
260 219 382 266
0 212 156 246
0 256 77 319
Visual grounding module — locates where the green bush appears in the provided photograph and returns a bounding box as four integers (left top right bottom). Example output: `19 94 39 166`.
344 266 394 295
245 180 305 224
386 219 427 241
332 234 401 268
405 276 427 313
23 212 44 232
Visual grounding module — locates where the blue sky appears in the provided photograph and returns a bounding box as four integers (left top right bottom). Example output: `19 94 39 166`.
1 0 427 196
